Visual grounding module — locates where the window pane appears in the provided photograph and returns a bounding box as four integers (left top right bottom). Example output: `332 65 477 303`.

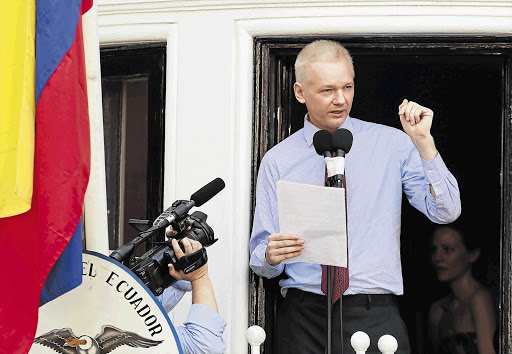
100 44 166 256
102 79 122 249
122 79 148 248
102 77 149 250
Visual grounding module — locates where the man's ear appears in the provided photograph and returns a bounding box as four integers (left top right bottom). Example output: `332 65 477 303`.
294 82 306 104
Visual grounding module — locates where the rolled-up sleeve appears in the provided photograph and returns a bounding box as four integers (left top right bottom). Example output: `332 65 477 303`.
420 153 462 223
400 134 461 224
176 304 227 354
157 281 192 313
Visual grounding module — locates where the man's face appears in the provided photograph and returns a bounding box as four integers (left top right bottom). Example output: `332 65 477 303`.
294 59 355 133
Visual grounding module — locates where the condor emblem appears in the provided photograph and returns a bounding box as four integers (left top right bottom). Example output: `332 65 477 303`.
34 326 163 353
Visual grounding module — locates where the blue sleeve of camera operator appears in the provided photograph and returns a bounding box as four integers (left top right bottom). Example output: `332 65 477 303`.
176 303 227 354
157 284 226 353
157 281 193 313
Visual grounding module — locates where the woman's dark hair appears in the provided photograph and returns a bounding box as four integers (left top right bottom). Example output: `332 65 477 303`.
433 223 479 251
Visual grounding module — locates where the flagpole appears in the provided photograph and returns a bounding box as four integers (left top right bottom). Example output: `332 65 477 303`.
83 2 109 255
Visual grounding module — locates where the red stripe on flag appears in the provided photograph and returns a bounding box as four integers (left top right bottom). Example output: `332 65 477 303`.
0 15 90 354
82 0 93 14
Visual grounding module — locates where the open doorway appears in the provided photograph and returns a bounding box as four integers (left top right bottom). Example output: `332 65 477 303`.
250 38 511 353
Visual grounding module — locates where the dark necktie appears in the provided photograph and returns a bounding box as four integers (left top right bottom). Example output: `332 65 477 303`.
321 172 349 303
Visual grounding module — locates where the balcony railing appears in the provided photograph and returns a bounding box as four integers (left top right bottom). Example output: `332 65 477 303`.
246 326 399 354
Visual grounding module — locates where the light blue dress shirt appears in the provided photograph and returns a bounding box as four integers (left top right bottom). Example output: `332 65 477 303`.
158 281 227 354
250 116 461 297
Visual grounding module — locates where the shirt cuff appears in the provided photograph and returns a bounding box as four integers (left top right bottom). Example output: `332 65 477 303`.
157 286 187 313
251 243 284 278
421 152 450 185
174 280 192 292
186 304 227 334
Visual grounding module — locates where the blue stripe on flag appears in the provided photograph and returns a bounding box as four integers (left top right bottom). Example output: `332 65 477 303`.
40 221 84 306
35 0 81 102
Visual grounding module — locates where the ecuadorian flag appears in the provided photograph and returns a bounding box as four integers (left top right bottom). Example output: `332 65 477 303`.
0 1 92 353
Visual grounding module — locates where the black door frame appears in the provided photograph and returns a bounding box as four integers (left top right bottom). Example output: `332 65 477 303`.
250 37 512 353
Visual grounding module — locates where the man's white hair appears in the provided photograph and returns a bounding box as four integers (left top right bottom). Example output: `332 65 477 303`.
294 40 355 85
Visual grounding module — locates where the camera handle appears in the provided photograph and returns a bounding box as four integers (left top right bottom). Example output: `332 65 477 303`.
110 225 160 266
172 247 208 274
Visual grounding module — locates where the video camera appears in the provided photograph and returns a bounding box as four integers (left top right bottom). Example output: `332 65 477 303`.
110 178 225 296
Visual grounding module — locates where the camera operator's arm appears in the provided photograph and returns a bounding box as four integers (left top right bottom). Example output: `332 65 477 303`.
167 238 227 354
157 280 191 313
156 229 194 312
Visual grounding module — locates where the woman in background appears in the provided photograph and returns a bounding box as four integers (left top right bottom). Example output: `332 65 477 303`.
428 224 496 354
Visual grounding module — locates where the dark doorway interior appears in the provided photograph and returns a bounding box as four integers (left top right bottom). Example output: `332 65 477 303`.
251 39 508 353
351 54 502 353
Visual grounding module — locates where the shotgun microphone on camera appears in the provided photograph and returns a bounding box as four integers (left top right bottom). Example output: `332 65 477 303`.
152 178 226 229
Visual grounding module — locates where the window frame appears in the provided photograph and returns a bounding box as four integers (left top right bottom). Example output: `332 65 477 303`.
100 43 167 251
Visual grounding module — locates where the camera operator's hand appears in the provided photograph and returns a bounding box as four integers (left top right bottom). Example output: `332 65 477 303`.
168 238 208 282
166 224 192 238
166 227 179 238
168 238 218 312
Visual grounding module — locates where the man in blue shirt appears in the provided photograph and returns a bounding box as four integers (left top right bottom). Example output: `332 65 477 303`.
158 237 226 354
249 40 461 353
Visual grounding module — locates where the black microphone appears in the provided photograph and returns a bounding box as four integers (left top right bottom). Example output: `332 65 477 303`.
191 177 225 206
313 129 335 187
331 128 353 158
313 129 333 157
153 178 225 229
329 128 353 188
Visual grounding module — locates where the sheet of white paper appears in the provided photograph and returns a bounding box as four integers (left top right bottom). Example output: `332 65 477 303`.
277 180 347 267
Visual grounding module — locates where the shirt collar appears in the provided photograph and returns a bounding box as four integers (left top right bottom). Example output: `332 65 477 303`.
303 113 354 147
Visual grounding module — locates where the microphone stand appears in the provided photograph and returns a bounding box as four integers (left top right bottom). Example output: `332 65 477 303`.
326 268 344 354
312 130 351 354
326 266 333 354
325 176 334 354
326 172 345 354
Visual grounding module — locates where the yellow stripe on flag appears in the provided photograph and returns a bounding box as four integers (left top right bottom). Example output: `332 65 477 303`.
0 1 36 218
